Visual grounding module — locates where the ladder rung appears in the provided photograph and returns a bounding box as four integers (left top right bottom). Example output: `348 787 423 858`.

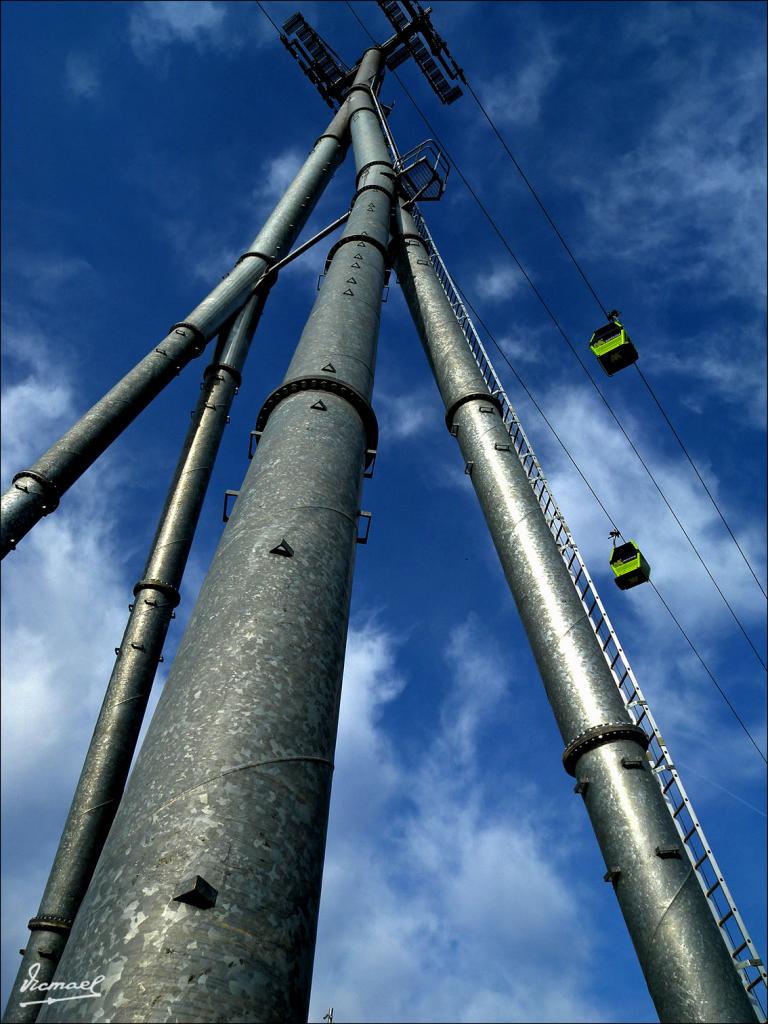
732 940 749 959
717 907 734 928
662 776 676 795
746 975 764 992
683 824 697 843
672 802 686 819
693 851 709 870
707 880 722 898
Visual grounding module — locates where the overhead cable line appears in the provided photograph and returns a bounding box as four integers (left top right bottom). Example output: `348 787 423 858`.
462 67 767 603
461 78 611 320
255 0 282 36
451 276 767 766
634 363 767 600
343 0 767 674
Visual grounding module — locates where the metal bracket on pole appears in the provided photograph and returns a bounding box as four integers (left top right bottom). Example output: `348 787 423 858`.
248 430 263 460
223 490 240 523
356 511 372 544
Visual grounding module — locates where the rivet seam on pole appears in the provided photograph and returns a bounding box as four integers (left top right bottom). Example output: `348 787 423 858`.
132 579 182 608
314 132 345 146
444 392 504 433
168 322 206 354
398 231 428 248
345 83 378 101
255 377 378 467
353 183 392 202
562 722 651 776
11 470 60 511
324 233 389 268
234 250 277 268
355 159 396 187
203 362 242 388
27 916 72 935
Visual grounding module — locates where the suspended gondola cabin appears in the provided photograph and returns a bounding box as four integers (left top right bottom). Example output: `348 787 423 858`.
610 539 651 590
589 318 638 375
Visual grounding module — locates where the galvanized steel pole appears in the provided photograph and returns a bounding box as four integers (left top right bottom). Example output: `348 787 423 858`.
392 202 758 1024
0 104 352 560
38 47 394 1024
2 285 277 1024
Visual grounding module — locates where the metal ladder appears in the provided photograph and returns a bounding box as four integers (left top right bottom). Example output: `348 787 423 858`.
408 203 768 1019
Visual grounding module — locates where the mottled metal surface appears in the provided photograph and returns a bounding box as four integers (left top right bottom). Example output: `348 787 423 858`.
578 741 756 1023
393 205 757 1024
39 48 394 1024
0 101 352 560
3 295 271 1024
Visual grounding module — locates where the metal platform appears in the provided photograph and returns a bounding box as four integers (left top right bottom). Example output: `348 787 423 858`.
395 141 450 202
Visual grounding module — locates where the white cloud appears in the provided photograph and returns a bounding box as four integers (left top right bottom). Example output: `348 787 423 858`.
129 1 227 59
576 22 766 304
497 323 551 366
478 34 560 127
128 1 271 63
474 265 523 302
10 255 96 309
375 388 443 442
526 380 767 777
255 148 305 206
1 324 136 999
646 337 767 428
64 53 100 100
310 620 607 1024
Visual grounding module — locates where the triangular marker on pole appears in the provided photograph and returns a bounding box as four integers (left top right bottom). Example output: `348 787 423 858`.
322 362 336 373
346 277 357 284
269 539 294 558
343 288 354 296
311 399 327 411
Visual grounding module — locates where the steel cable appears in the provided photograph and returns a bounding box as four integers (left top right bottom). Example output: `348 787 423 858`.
342 0 767 674
463 60 767 603
453 278 767 766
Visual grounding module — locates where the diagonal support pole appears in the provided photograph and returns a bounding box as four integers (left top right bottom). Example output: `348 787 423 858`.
34 46 397 1024
2 281 275 1024
0 102 353 560
391 199 758 1024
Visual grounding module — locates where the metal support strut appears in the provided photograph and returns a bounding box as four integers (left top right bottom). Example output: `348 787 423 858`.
0 100 353 560
2 284 277 1024
392 200 760 1024
36 47 396 1024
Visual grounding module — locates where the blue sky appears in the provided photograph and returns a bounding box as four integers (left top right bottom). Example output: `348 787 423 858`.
1 2 766 1022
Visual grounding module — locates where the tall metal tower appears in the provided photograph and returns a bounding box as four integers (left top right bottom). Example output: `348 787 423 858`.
2 3 765 1022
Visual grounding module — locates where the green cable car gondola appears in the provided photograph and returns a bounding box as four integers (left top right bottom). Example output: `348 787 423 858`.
589 312 638 376
610 539 651 590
